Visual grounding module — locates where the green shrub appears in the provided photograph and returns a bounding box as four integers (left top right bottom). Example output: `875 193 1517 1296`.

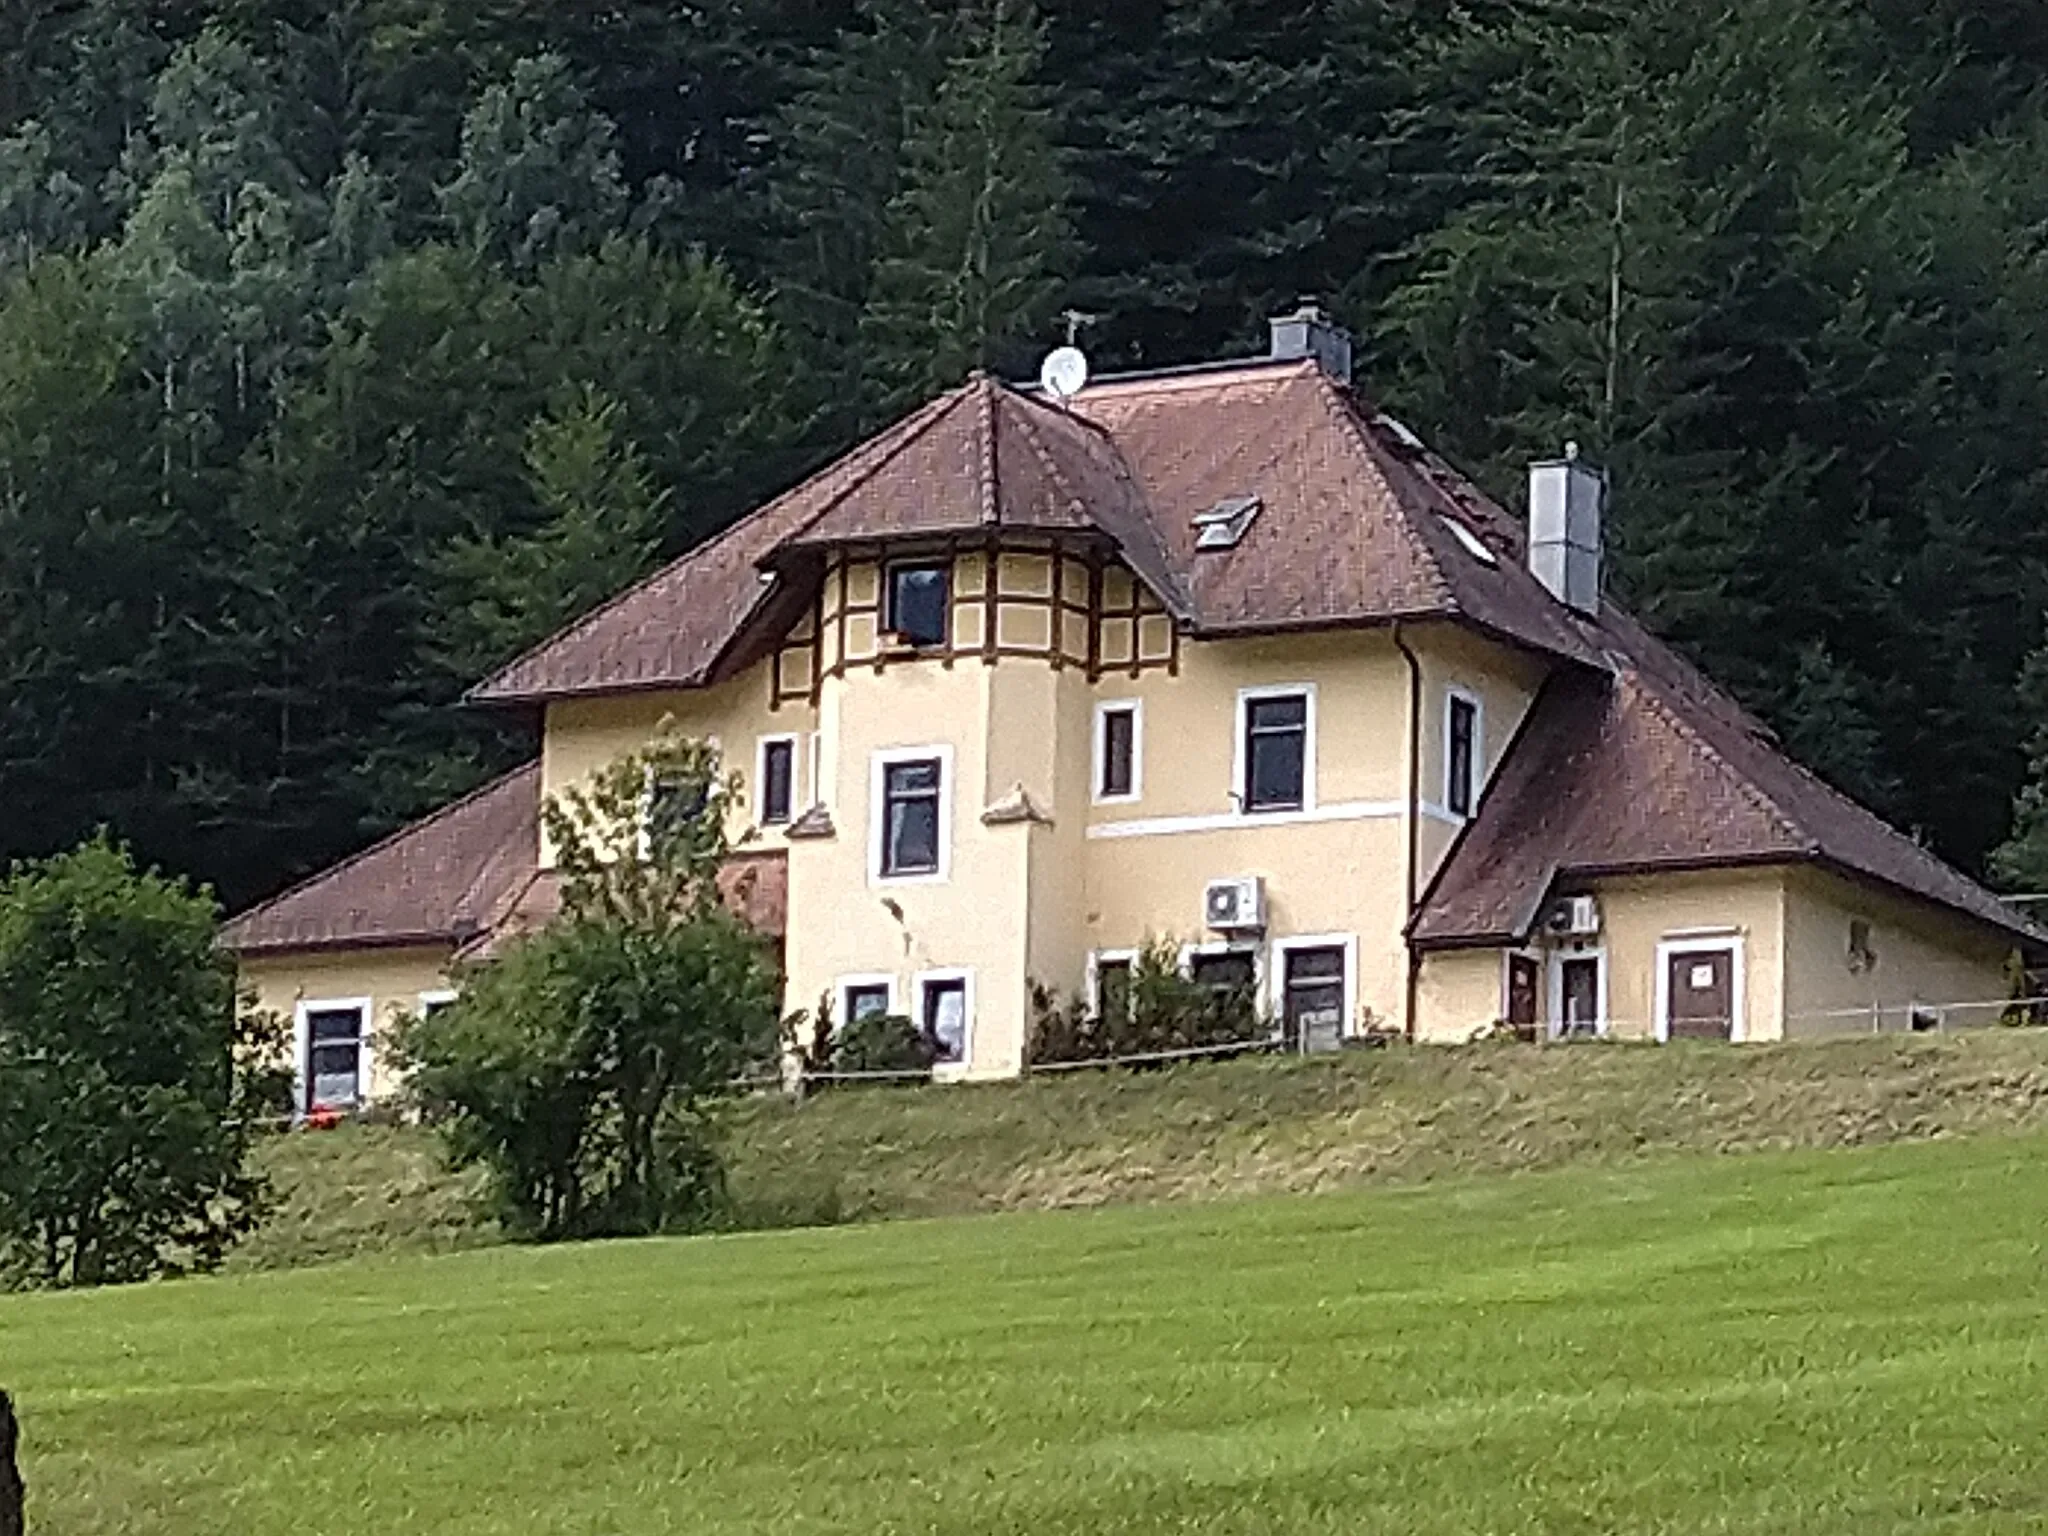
1029 938 1268 1067
396 731 781 1241
0 837 288 1286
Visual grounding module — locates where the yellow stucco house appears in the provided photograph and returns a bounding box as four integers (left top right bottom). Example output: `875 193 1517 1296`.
224 310 2044 1111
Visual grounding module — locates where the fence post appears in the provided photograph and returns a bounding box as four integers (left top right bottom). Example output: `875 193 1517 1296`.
0 1390 23 1536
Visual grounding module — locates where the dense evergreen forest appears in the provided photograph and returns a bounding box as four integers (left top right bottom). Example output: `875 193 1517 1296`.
5 0 2048 910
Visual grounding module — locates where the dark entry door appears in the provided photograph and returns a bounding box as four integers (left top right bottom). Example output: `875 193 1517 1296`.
1666 949 1735 1041
1283 946 1346 1053
1505 955 1540 1037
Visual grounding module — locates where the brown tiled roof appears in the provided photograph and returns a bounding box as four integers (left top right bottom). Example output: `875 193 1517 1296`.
1413 619 2048 950
456 852 787 962
469 360 1598 705
430 352 2032 955
221 764 541 956
223 763 788 959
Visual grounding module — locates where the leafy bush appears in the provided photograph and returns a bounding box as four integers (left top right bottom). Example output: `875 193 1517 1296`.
834 1012 940 1077
0 838 287 1287
1029 938 1268 1067
396 731 781 1241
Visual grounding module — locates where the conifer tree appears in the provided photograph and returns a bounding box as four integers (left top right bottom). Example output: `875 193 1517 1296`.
861 0 1071 408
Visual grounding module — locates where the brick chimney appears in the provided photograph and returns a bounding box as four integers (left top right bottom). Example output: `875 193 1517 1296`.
1269 303 1353 383
1528 445 1606 617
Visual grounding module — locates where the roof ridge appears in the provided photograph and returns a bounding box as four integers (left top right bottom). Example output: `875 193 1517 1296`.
1003 383 1090 518
1622 669 1815 853
1309 373 1458 611
222 760 539 938
974 373 999 525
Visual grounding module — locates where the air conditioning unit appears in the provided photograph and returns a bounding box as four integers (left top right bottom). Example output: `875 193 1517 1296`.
1204 876 1266 933
1543 895 1601 939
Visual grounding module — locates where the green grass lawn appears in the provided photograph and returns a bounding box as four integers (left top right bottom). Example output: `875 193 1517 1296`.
9 1133 2048 1533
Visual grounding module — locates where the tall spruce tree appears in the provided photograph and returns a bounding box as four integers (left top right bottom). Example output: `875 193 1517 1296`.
861 0 1072 408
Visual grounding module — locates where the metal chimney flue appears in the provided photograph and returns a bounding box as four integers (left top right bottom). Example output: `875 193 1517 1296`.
1269 303 1352 383
1529 445 1605 617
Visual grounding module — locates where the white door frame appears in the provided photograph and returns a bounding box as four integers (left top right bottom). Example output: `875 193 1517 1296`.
1546 947 1608 1039
1654 935 1746 1043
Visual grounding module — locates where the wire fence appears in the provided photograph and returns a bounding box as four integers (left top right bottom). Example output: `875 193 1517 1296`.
9 992 2047 1132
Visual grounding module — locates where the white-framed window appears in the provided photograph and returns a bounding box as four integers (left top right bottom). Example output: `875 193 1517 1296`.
914 968 975 1068
294 997 372 1116
1270 934 1357 1050
870 745 954 883
884 559 952 649
1180 940 1263 994
1093 699 1144 804
640 743 717 861
1654 934 1745 1043
757 733 799 826
1548 947 1609 1040
837 973 899 1031
418 989 459 1020
1445 687 1484 820
1234 684 1316 814
1088 948 1139 1019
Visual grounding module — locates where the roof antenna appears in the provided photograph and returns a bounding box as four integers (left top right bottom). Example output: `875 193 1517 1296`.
1061 308 1100 347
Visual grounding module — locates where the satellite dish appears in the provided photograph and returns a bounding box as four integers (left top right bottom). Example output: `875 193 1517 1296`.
1040 346 1090 401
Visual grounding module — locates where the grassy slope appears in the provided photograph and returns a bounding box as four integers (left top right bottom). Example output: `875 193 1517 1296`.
8 1133 2048 1534
236 1032 2048 1271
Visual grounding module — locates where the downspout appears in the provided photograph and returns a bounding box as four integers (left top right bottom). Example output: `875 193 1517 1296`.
1393 622 1424 1040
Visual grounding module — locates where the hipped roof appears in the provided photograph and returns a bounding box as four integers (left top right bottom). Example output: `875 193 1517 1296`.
235 356 2039 957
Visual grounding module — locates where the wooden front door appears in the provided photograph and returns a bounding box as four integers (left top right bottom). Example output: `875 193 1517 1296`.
1666 949 1735 1041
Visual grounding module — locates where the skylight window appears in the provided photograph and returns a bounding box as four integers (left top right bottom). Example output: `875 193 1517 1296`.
1195 494 1262 551
1441 516 1498 567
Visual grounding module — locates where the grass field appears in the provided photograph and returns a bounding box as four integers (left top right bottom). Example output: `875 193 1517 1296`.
10 1132 2048 1533
235 1030 2048 1271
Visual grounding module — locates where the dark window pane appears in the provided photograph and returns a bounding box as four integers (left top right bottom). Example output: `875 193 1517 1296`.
1247 731 1305 810
1244 693 1308 811
887 563 951 648
308 1010 360 1044
881 757 943 875
1097 959 1133 1019
1448 696 1477 817
923 980 967 1062
761 740 795 823
304 1009 363 1111
1190 951 1256 990
887 798 939 872
1248 696 1307 731
1287 946 1345 982
648 775 706 851
886 760 939 795
1101 709 1135 797
845 985 890 1023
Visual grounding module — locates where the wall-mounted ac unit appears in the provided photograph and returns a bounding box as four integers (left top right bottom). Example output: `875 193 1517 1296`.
1543 895 1601 939
1204 876 1266 933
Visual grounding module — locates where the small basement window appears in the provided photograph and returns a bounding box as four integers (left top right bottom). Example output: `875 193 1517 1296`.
843 981 893 1026
885 561 951 649
921 974 969 1064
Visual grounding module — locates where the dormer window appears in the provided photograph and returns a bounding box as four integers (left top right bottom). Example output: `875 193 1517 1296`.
885 560 951 649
